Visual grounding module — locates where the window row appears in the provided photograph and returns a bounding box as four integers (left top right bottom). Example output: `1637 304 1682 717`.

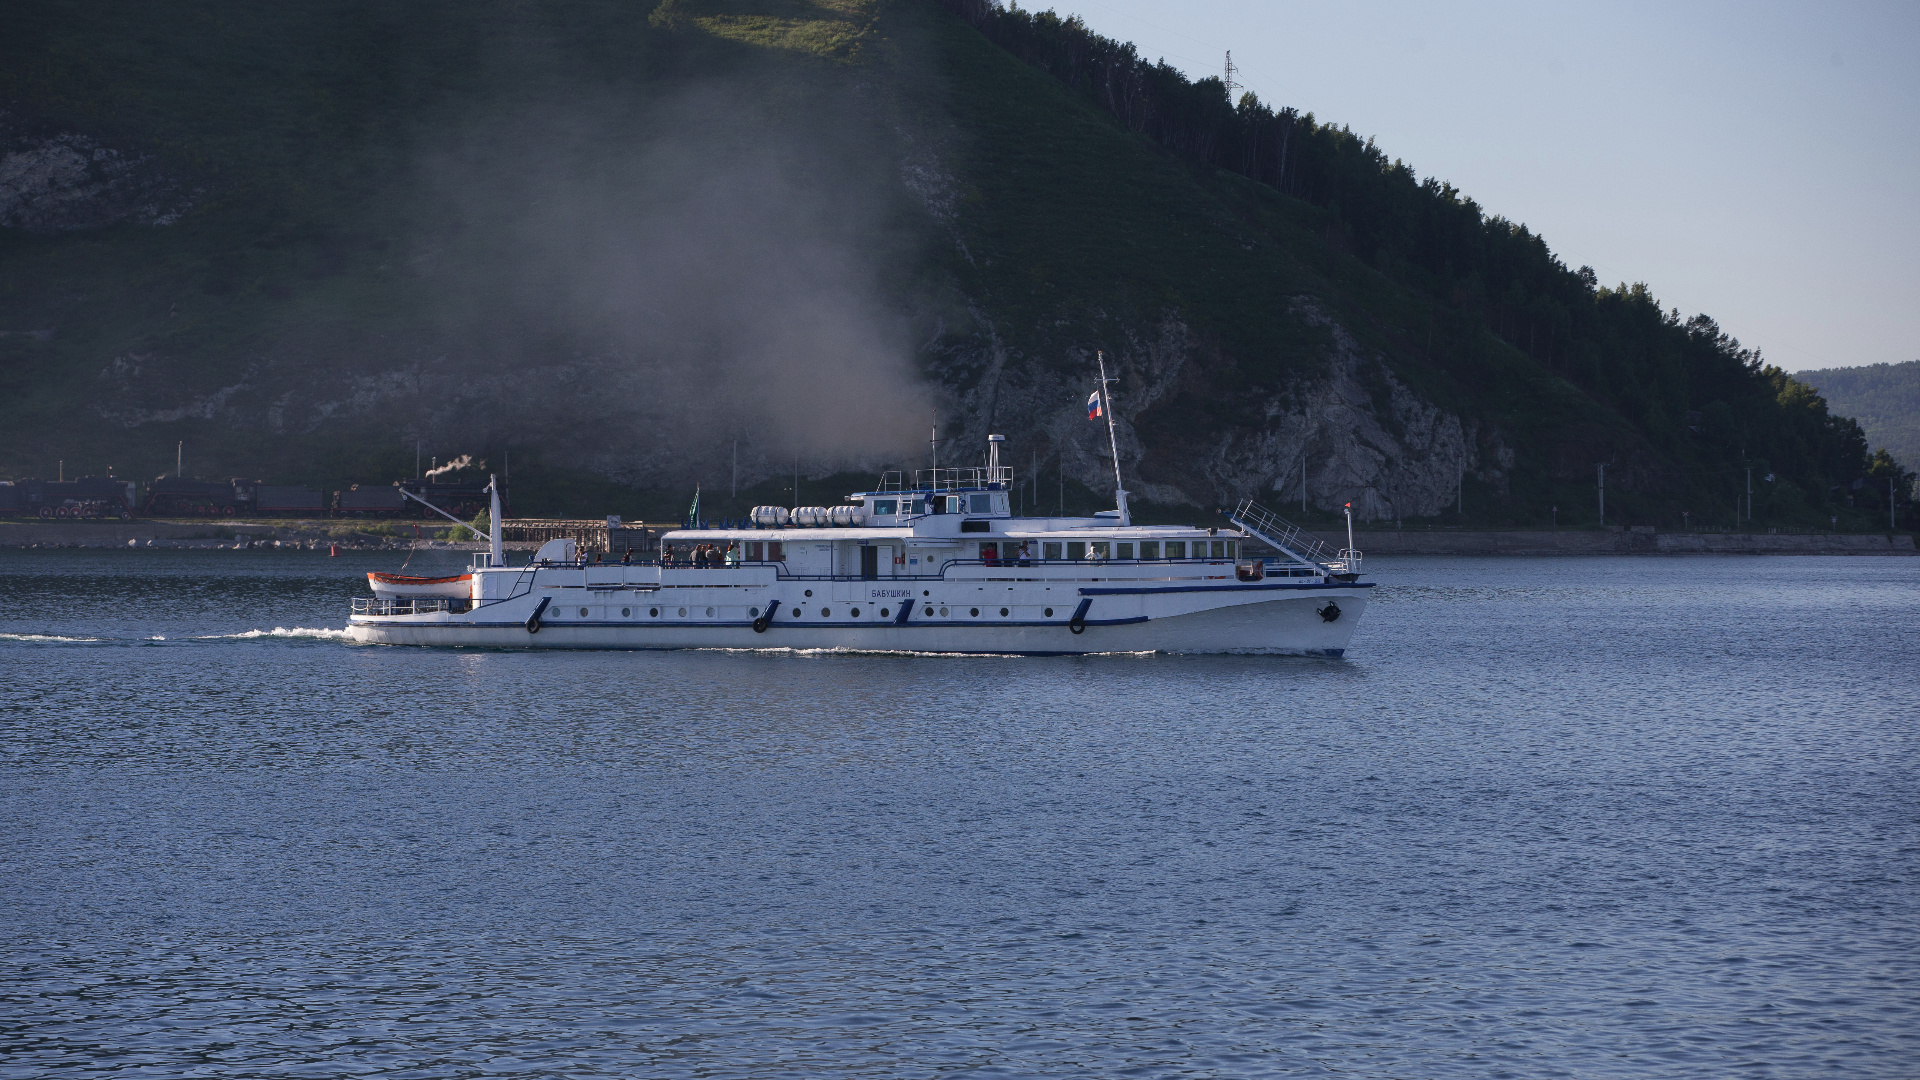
980 539 1237 561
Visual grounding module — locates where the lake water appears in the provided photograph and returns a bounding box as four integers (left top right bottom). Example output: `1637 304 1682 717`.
3 549 1916 1078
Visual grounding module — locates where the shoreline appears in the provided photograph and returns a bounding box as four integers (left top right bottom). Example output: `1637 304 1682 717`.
0 520 527 551
3 520 1913 556
1345 528 1915 556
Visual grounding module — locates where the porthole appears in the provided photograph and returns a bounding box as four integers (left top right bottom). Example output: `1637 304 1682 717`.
969 607 979 617
939 607 949 617
821 608 831 617
922 590 930 596
749 607 759 617
1044 607 1054 617
579 607 589 617
850 607 860 617
792 608 801 617
880 608 890 618
804 589 813 597
621 607 631 618
678 607 688 617
705 606 715 617
650 607 659 617
1000 607 1009 617
924 606 933 617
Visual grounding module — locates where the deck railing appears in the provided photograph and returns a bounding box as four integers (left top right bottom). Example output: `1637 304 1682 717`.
874 466 1014 493
1229 499 1337 571
352 597 471 616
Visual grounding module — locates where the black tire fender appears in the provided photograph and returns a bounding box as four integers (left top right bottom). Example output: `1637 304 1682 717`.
1068 597 1092 634
526 596 551 634
1318 601 1341 623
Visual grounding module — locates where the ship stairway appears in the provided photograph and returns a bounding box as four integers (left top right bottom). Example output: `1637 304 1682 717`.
1230 499 1337 573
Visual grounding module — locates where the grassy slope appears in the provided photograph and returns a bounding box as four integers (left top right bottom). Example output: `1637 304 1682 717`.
0 0 1879 527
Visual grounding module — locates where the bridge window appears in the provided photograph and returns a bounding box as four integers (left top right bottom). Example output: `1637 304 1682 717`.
872 499 897 515
1165 541 1186 559
1140 541 1158 559
1117 542 1133 559
969 493 994 514
1067 541 1086 560
1043 542 1061 560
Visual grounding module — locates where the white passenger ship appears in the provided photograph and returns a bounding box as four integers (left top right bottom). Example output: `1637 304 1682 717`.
347 368 1371 654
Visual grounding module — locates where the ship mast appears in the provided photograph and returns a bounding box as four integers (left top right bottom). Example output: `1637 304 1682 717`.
1097 351 1130 526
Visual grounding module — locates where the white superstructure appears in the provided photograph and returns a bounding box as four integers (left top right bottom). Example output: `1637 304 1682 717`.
347 370 1371 654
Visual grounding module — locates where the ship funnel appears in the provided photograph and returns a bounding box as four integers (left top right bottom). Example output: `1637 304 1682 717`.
988 434 1004 474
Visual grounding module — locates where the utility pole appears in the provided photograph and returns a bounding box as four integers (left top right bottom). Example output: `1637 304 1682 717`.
177 441 183 478
58 460 63 482
1597 463 1605 526
1224 51 1240 101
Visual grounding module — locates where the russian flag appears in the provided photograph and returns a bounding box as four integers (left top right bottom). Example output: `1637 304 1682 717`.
1087 391 1102 420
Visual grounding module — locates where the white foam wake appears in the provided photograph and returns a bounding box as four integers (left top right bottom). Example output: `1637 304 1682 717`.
0 632 103 643
197 627 357 641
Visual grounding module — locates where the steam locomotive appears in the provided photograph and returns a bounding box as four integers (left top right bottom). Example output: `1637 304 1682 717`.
143 477 326 517
332 478 506 519
0 477 139 519
1 473 505 520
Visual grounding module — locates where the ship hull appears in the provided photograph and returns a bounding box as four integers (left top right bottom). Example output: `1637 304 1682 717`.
346 586 1368 655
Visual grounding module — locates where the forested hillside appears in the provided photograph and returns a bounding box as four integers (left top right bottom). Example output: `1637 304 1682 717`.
0 0 1904 529
1801 361 1920 488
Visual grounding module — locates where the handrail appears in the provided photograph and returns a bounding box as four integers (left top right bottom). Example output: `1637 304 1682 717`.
1229 498 1336 573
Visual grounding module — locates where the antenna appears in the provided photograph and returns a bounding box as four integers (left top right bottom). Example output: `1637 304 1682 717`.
1097 351 1130 526
1224 50 1240 101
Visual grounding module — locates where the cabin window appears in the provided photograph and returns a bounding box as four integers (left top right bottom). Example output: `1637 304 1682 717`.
1067 541 1086 560
1165 541 1186 559
1117 542 1133 559
873 499 897 515
747 541 763 561
1091 541 1109 560
969 493 994 514
1043 542 1062 560
767 541 784 561
1225 541 1237 558
1140 541 1159 559
979 542 998 562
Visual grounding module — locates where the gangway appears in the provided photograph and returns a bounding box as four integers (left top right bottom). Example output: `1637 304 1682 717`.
1230 498 1362 576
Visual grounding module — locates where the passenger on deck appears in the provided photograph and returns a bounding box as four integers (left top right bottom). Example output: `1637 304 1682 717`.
661 545 676 567
621 548 632 565
724 543 738 568
693 545 708 569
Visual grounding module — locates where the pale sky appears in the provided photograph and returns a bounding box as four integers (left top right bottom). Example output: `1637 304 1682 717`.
1058 0 1919 373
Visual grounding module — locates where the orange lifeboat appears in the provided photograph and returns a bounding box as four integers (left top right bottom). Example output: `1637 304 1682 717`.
367 572 473 598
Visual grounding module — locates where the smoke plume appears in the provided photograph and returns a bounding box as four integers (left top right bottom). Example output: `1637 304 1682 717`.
405 79 932 487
